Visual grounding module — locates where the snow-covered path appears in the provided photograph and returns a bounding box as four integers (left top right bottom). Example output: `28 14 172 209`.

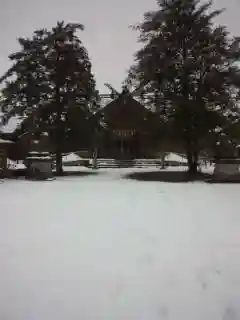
0 168 240 320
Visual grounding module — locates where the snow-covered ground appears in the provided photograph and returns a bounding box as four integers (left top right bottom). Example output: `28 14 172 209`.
0 167 240 320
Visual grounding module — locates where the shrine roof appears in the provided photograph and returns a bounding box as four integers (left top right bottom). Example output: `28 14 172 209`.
96 94 155 118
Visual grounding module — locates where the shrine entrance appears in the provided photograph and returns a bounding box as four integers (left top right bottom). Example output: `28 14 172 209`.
110 129 139 159
94 87 160 160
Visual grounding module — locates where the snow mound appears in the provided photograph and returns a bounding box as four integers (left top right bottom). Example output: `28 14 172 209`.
62 153 83 163
7 160 26 169
0 112 25 134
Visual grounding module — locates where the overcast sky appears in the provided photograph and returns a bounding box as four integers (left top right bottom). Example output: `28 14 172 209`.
0 0 240 93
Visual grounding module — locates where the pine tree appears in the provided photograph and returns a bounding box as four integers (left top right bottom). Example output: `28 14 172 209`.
0 21 98 175
127 0 240 173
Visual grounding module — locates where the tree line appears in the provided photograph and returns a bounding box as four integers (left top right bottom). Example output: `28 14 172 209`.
1 0 240 174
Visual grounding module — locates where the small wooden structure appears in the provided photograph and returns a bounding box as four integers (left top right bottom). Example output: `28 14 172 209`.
211 145 240 182
25 151 53 180
212 157 240 182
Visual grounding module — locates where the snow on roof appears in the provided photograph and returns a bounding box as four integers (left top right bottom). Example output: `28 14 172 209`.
0 138 14 143
27 151 52 160
29 152 50 155
165 153 188 163
0 112 25 134
26 156 52 160
62 153 83 163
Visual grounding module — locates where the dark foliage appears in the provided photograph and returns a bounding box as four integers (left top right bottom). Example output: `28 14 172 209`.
126 0 240 172
0 21 99 174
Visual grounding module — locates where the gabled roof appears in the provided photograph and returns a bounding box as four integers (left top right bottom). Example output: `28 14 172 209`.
101 94 153 118
94 93 158 131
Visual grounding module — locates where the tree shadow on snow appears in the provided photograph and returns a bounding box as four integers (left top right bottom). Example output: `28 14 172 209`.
5 169 99 179
54 170 99 177
124 170 212 183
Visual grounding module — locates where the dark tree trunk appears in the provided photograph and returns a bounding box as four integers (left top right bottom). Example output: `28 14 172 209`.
188 158 198 174
186 146 199 175
54 43 63 176
55 149 63 175
185 131 199 175
181 40 199 175
55 84 64 176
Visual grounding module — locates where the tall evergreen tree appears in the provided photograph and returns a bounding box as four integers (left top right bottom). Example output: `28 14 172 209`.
127 0 240 173
0 21 98 175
